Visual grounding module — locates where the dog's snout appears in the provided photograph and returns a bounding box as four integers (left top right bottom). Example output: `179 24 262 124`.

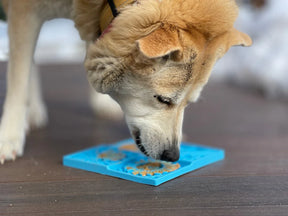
160 148 180 162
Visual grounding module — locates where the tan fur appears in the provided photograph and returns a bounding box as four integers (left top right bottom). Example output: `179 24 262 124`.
99 0 135 32
84 0 251 160
2 0 8 13
138 24 182 58
73 0 105 41
84 0 240 56
0 0 251 162
85 0 251 98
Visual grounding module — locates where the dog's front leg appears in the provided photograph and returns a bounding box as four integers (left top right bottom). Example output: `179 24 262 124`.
0 4 43 163
28 63 48 130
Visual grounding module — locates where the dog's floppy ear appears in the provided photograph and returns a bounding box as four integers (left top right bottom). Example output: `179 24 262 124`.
137 27 182 58
228 28 252 47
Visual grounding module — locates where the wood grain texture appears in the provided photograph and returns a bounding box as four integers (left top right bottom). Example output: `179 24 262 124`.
1 62 288 216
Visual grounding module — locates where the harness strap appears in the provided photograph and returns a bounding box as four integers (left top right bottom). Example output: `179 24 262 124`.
107 0 120 17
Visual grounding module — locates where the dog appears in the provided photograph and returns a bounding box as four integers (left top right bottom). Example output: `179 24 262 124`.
0 0 251 164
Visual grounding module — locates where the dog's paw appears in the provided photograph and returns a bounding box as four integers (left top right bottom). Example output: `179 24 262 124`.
0 135 25 164
85 57 124 93
90 90 123 120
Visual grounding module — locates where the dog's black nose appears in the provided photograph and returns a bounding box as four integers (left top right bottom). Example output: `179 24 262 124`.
160 148 180 162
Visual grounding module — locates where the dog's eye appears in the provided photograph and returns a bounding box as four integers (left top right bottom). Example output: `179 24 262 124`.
154 95 172 106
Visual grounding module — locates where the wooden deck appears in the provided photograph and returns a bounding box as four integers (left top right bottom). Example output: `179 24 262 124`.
1 62 288 216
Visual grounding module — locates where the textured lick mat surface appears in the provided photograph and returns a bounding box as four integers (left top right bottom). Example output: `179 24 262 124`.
63 139 225 186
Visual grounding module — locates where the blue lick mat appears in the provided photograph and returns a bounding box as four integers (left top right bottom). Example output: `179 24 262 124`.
63 139 225 186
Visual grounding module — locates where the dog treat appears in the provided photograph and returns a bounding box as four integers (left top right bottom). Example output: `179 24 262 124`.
98 150 126 161
63 139 225 186
126 161 180 176
119 144 139 152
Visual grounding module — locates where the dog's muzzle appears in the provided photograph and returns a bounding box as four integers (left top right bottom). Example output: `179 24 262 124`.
132 128 180 162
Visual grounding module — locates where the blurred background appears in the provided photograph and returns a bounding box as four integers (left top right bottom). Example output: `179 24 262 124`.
214 0 288 100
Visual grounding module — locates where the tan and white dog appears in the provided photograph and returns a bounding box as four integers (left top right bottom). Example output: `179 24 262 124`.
0 0 251 163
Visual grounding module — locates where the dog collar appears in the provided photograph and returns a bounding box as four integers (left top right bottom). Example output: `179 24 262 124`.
100 0 135 34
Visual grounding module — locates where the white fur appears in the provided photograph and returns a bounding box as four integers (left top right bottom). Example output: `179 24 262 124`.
28 64 48 129
0 10 43 162
188 86 204 103
115 89 184 159
0 1 121 163
89 89 123 120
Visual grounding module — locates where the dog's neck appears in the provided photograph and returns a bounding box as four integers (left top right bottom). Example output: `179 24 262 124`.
100 0 135 34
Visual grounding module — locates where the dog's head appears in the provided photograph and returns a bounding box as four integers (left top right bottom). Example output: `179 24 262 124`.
84 0 252 161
